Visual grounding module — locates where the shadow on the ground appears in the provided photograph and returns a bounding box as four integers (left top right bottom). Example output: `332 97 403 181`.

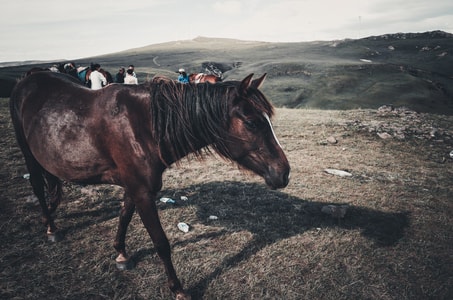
156 181 409 299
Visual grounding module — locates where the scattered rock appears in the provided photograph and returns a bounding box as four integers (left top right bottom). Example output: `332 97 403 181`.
327 136 338 144
377 132 392 139
346 106 453 144
177 222 190 233
321 205 349 218
324 168 352 177
377 104 394 113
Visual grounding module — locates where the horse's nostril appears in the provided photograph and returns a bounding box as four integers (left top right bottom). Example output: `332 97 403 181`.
266 166 290 189
283 170 290 186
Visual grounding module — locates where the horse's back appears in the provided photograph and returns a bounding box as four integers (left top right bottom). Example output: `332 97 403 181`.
11 72 88 127
10 72 115 182
12 71 85 100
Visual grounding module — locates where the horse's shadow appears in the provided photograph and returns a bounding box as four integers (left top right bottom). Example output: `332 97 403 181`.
153 181 409 299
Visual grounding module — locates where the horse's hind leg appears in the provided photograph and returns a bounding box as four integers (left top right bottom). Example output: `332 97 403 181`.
26 160 58 241
11 101 60 241
44 172 63 242
114 192 136 270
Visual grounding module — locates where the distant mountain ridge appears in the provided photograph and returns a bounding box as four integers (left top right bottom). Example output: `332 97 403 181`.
1 31 452 114
364 30 453 40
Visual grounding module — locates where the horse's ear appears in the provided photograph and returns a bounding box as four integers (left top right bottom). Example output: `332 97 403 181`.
239 74 254 94
251 73 266 89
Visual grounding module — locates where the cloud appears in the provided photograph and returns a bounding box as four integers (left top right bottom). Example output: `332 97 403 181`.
1 0 452 62
213 1 243 14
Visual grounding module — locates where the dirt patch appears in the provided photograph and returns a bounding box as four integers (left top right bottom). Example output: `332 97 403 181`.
1 98 452 299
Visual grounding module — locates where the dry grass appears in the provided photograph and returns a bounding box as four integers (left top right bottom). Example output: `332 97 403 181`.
1 98 452 299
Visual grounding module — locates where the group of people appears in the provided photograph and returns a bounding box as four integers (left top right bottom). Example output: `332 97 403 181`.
57 62 138 90
115 65 138 85
51 63 223 90
63 63 209 90
95 66 193 87
91 64 137 90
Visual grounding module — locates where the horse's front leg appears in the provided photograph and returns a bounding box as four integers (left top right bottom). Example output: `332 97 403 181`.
135 193 190 300
113 192 135 270
45 172 62 215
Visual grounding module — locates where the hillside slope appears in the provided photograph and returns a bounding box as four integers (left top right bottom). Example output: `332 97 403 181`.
1 31 452 114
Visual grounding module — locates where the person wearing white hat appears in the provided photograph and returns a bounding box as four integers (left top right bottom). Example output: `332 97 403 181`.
177 68 189 83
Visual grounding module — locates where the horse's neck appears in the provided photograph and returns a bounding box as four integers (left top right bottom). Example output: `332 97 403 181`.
189 87 231 156
153 83 227 164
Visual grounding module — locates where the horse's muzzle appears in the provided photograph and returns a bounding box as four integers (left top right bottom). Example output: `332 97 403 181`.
265 166 290 189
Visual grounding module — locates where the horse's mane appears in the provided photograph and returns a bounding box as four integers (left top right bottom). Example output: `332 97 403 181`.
146 76 274 165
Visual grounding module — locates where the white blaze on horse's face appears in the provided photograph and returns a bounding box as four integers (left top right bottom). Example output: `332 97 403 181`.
263 113 282 148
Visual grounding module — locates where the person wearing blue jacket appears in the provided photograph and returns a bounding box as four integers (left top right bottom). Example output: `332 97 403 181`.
177 68 189 83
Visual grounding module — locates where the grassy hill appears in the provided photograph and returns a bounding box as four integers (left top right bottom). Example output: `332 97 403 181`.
1 31 452 114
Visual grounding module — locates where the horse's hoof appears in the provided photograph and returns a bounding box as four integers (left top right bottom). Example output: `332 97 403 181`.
115 259 134 270
47 232 62 242
115 253 134 270
175 292 191 300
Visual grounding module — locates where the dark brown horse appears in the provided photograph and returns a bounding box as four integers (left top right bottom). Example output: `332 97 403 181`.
10 72 290 299
189 73 222 84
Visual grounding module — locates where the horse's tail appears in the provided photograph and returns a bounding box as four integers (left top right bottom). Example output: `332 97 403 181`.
9 80 39 169
9 79 62 212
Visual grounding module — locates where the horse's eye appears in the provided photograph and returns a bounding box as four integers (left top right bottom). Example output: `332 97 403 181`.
245 119 257 130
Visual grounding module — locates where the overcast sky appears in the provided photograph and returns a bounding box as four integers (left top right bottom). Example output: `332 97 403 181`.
1 0 452 62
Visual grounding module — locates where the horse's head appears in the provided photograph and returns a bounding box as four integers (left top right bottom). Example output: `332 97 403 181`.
223 74 290 189
145 73 290 188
